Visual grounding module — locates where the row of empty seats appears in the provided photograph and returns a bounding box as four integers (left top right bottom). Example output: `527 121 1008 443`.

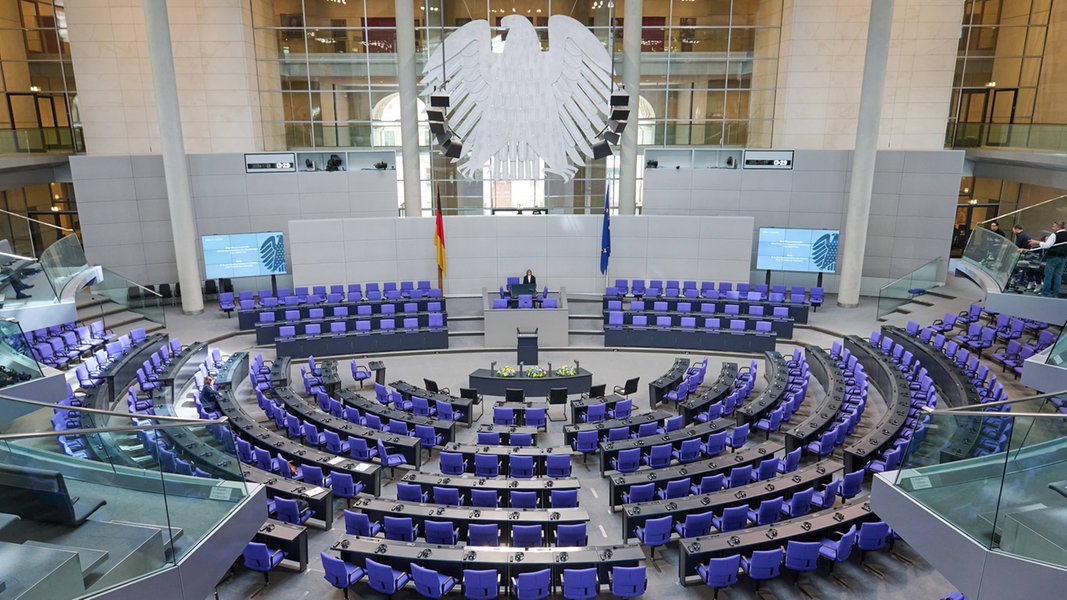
222 281 444 314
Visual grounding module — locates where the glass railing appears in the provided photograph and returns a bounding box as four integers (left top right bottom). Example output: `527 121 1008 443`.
961 227 1020 291
889 392 1067 569
876 257 941 318
37 233 90 296
0 318 43 387
0 126 83 155
0 396 247 597
91 267 166 327
948 121 1067 154
1044 324 1067 367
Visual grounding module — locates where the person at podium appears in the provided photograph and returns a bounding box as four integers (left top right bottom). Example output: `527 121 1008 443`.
523 269 536 286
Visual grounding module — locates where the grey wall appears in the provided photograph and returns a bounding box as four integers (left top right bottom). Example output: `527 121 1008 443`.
289 215 755 296
642 149 965 294
70 153 398 285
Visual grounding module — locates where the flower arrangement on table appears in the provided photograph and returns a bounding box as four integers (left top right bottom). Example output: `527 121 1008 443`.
495 365 517 378
527 366 547 378
556 364 577 377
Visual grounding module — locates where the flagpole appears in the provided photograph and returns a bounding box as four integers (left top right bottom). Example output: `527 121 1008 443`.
436 186 444 292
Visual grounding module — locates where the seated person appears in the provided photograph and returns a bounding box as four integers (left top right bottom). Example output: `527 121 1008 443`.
200 375 222 413
523 268 536 286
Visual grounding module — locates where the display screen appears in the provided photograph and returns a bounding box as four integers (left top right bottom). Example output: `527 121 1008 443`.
756 228 840 273
202 232 287 279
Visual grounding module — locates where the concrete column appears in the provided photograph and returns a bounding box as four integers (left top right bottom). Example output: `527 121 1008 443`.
617 0 643 215
837 0 894 308
396 0 422 217
143 0 203 314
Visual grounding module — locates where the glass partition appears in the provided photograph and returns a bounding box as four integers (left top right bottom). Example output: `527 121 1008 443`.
891 394 1067 569
0 396 247 597
91 267 166 328
1044 323 1067 367
876 258 941 318
37 233 90 294
961 227 1020 291
0 319 43 387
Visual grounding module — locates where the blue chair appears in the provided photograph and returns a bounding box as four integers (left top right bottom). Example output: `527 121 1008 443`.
276 497 312 525
512 524 543 547
751 456 781 482
562 568 598 600
525 407 547 430
468 523 499 545
691 473 726 495
475 453 500 477
413 564 458 599
512 568 551 600
376 439 407 476
300 464 331 488
697 554 741 599
415 424 443 457
242 541 285 583
556 522 587 546
622 482 655 504
673 438 703 464
819 524 857 572
675 510 714 538
581 403 607 423
493 407 515 426
610 566 646 598
611 448 641 473
379 510 420 542
349 437 377 461
463 569 500 600
634 515 672 559
321 551 366 599
397 481 427 503
781 487 815 518
657 478 690 500
703 431 728 456
366 557 410 594
856 521 892 560
433 486 463 506
478 431 501 445
726 423 749 451
550 489 579 508
510 455 535 478
424 519 461 545
343 509 381 537
510 491 538 509
742 548 783 589
643 443 672 468
841 469 865 499
778 447 802 474
330 472 362 507
546 454 572 477
324 430 350 455
747 497 784 526
727 465 752 488
711 505 748 532
658 415 683 435
471 489 499 508
608 398 633 419
784 540 822 581
812 478 842 510
573 430 599 462
440 451 468 475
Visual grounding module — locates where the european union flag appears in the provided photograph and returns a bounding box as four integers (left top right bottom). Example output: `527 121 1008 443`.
600 187 611 274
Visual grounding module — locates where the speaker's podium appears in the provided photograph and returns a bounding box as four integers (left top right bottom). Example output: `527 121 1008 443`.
517 329 538 364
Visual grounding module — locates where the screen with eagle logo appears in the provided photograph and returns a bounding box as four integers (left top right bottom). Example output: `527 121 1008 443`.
756 228 839 273
202 232 287 279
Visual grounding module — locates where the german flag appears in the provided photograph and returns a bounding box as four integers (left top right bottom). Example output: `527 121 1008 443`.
434 188 446 276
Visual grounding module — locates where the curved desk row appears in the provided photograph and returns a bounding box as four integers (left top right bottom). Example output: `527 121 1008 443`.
333 535 643 596
597 417 735 477
621 459 841 541
399 471 580 508
97 333 169 405
563 410 674 446
606 309 795 339
216 389 383 496
350 493 588 544
841 336 911 473
238 297 447 330
649 358 691 408
606 440 783 510
882 325 984 462
475 424 541 445
784 346 847 453
391 380 477 426
570 394 628 425
679 362 739 424
338 389 457 444
734 351 790 425
677 496 877 585
241 464 334 529
438 442 574 477
272 386 423 469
